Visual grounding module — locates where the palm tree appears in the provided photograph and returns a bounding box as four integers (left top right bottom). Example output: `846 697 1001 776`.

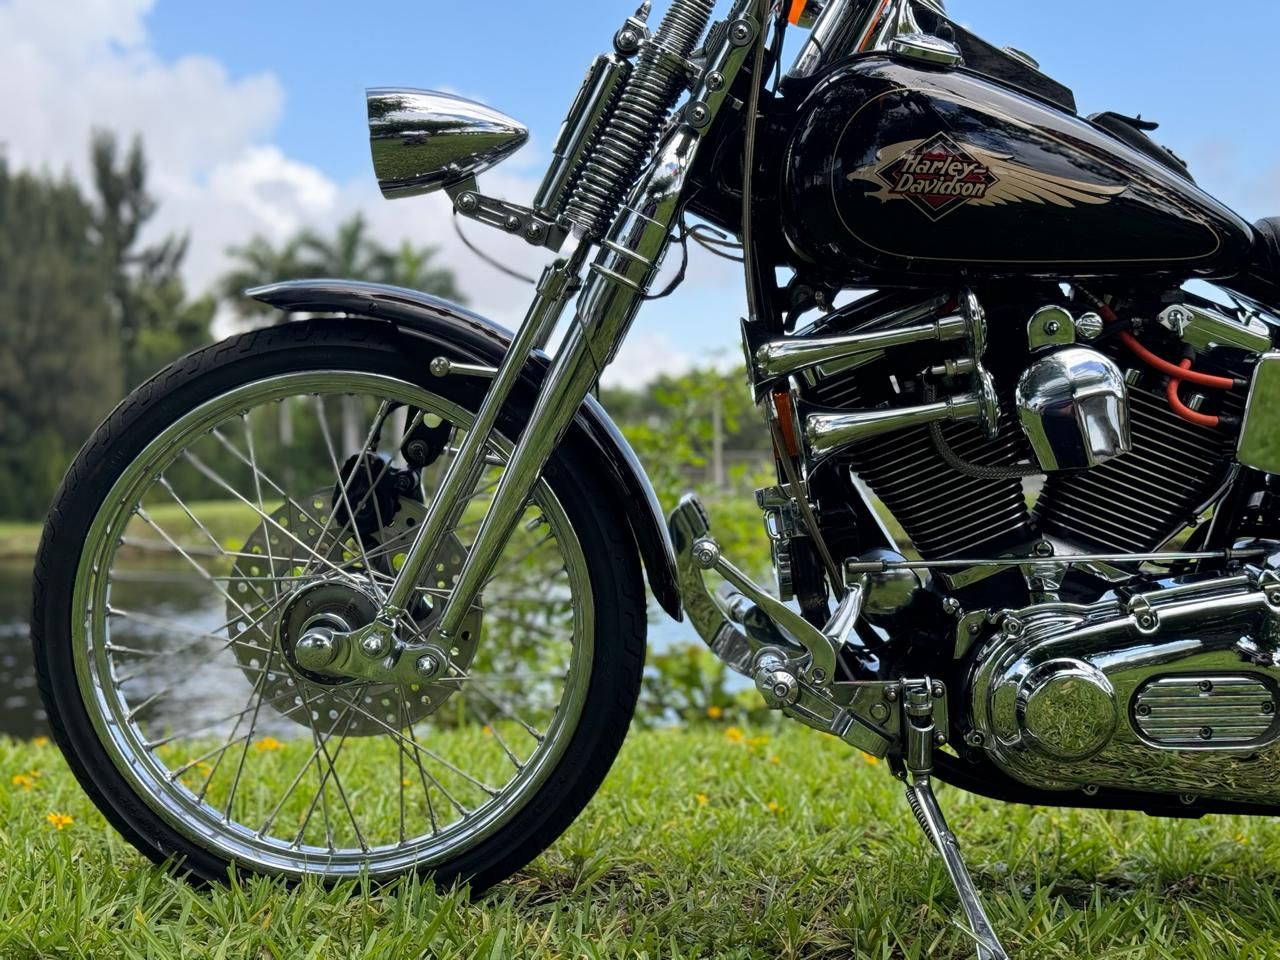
373 239 467 303
220 234 304 325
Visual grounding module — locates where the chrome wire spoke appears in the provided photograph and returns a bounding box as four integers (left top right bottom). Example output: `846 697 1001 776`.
78 371 594 876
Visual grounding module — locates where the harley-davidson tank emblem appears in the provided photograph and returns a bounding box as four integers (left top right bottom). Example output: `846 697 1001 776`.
875 134 998 220
849 135 1126 220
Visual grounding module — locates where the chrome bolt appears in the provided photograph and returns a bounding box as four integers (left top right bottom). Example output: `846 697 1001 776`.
1199 679 1213 693
1002 616 1025 638
687 101 711 128
360 633 387 658
503 214 522 233
1077 312 1105 339
1044 320 1061 336
1136 703 1151 716
934 731 947 746
456 193 479 213
965 731 985 747
706 71 725 91
691 538 720 569
615 28 640 52
429 357 452 378
773 682 791 699
884 688 899 703
416 654 441 680
525 222 544 243
1138 614 1157 630
931 682 945 699
810 668 827 685
1082 784 1100 796
1180 794 1197 805
294 629 338 671
1264 701 1276 715
1199 725 1213 740
1034 540 1054 558
870 702 891 723
729 19 754 45
941 598 962 616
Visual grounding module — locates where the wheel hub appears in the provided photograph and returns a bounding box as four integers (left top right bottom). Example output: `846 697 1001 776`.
226 492 482 736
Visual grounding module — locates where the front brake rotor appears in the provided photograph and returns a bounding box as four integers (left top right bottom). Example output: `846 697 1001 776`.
225 492 481 737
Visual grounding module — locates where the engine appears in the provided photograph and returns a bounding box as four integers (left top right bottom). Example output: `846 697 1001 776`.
800 290 1251 602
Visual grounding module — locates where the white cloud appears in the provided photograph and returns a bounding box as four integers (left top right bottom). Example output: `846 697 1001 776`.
0 0 749 381
0 0 553 331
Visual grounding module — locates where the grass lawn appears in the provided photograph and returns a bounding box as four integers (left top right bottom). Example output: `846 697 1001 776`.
4 726 1280 959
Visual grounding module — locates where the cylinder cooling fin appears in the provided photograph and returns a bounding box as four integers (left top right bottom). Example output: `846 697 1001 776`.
1035 379 1244 554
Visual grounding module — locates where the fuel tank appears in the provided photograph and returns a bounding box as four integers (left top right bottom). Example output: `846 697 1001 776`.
780 57 1254 285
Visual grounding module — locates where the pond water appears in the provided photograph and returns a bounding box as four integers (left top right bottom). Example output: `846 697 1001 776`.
0 560 707 740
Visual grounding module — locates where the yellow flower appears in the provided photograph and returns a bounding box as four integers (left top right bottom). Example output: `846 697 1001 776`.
705 706 723 720
46 812 73 830
402 779 412 788
765 800 782 814
769 755 781 765
747 735 770 748
33 736 49 747
695 793 710 807
10 774 34 791
860 752 880 766
482 726 494 738
724 727 744 743
254 737 284 752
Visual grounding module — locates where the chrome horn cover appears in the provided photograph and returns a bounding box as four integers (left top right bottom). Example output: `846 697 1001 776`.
367 89 529 199
1015 346 1131 472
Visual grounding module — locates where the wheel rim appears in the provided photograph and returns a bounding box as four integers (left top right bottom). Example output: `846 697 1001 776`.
71 371 594 877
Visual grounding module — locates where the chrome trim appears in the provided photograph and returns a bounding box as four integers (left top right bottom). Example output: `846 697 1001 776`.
1015 346 1131 472
756 314 968 380
888 33 963 67
802 368 999 461
1159 303 1273 355
1237 352 1280 474
969 572 1280 801
366 89 528 199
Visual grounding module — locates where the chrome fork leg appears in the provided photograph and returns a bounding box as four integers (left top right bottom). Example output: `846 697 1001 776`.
376 240 589 622
901 680 1010 960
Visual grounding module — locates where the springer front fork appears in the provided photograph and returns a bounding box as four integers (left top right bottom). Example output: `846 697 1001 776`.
322 0 762 680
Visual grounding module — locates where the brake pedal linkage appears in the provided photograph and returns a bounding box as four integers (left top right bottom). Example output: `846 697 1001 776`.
901 681 1011 960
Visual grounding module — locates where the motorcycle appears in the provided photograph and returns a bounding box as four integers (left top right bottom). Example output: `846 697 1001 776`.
30 1 1280 955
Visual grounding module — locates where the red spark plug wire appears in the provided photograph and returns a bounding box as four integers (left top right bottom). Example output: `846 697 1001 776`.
1166 358 1221 428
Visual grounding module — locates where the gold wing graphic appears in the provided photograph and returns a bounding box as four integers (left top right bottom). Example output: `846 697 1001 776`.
963 146 1126 208
846 139 1127 210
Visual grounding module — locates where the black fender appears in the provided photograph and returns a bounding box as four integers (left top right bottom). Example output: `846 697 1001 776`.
247 279 682 620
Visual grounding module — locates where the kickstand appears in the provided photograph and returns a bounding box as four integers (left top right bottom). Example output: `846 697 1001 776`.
899 681 1010 960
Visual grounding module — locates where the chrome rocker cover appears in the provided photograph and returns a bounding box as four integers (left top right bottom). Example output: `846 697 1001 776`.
968 570 1280 802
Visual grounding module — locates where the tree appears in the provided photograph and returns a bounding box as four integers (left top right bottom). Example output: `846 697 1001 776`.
0 159 120 519
89 131 212 387
220 213 466 325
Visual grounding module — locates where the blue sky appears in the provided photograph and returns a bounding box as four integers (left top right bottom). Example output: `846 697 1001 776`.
3 0 1278 384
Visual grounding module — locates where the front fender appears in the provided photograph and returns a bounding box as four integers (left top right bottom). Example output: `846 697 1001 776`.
247 279 682 621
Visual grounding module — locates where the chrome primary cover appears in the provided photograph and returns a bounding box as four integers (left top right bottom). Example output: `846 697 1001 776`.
967 572 1280 802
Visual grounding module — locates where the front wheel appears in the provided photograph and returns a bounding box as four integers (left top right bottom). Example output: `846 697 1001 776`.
32 319 646 889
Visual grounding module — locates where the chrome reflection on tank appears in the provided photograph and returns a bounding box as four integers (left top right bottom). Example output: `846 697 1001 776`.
967 571 1280 802
1015 346 1131 472
366 89 529 199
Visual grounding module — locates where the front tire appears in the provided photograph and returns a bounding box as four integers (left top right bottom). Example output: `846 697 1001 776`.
32 319 647 889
